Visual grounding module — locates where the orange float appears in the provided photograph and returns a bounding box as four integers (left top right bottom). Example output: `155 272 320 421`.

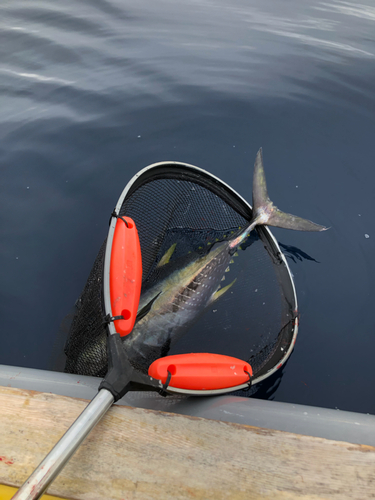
148 353 253 391
109 216 142 336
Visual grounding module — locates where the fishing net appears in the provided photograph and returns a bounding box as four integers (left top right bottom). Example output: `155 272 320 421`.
64 162 297 388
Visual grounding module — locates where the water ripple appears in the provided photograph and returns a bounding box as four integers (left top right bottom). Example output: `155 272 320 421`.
0 67 75 85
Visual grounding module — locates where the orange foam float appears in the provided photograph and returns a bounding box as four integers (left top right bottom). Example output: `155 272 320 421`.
148 353 253 391
109 216 142 336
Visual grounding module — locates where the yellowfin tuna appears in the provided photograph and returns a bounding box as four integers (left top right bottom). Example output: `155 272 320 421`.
122 149 327 372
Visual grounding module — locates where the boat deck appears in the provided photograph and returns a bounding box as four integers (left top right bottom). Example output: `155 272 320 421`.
0 385 374 500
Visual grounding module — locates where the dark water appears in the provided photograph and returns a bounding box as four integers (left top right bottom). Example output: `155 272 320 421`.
1 0 375 414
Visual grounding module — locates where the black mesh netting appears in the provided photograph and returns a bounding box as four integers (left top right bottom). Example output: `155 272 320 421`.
64 164 296 380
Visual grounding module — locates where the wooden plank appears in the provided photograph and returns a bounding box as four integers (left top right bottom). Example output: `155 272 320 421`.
0 385 374 500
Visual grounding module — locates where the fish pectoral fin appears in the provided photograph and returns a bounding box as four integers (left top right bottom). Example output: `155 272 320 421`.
136 292 161 321
210 278 237 303
157 243 177 267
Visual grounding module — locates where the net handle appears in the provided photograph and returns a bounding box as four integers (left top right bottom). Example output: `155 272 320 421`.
13 218 144 500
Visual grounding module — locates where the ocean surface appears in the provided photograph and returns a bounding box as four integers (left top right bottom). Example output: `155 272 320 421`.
1 0 375 414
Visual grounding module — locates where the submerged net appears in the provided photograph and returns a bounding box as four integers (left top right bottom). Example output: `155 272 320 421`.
64 163 296 382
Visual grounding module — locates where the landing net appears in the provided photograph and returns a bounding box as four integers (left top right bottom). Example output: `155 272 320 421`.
64 162 297 388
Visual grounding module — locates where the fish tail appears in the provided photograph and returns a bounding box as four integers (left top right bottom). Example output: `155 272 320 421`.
252 148 328 232
229 149 327 249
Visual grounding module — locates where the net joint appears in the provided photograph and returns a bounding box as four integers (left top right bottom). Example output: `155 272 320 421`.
102 313 124 326
159 369 173 397
244 370 252 391
110 209 129 227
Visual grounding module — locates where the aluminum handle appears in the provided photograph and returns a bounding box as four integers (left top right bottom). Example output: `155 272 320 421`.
12 388 115 500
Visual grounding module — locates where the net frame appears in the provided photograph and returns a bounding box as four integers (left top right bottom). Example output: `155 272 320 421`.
101 161 298 395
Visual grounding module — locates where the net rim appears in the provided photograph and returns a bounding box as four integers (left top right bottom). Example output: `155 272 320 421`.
103 161 298 393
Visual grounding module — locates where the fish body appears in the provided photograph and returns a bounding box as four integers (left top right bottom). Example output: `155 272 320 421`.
122 238 238 371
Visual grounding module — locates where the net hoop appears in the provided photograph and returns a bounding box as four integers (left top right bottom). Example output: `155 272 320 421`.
102 161 298 394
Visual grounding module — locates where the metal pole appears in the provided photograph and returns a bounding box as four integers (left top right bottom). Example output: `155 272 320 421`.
12 388 115 500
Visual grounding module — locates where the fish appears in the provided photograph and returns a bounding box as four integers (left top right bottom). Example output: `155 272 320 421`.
121 148 327 373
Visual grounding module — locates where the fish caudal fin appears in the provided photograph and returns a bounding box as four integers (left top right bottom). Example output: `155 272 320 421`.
252 148 328 232
265 207 327 231
252 148 271 214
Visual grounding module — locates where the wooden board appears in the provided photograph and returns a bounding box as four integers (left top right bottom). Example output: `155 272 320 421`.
0 385 374 500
